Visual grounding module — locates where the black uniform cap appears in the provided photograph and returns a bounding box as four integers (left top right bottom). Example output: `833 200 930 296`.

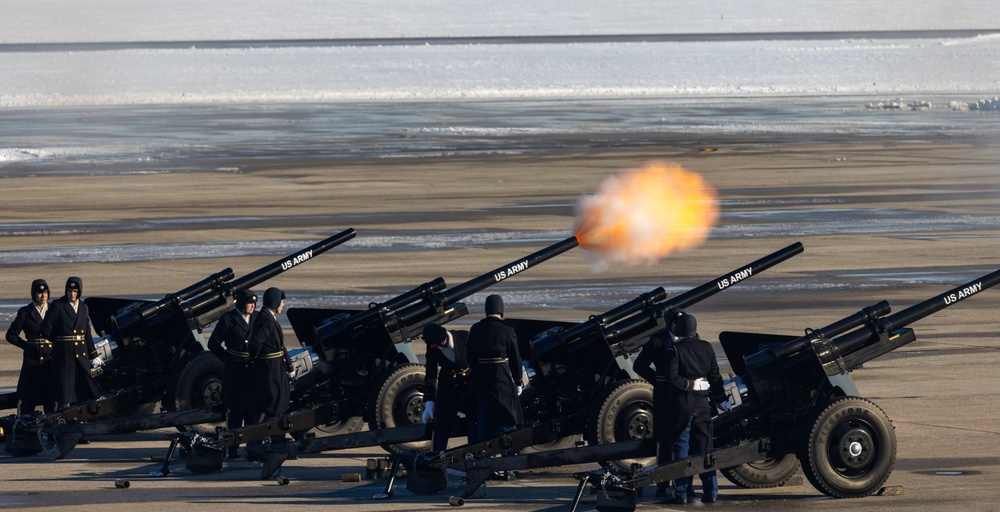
674 312 698 338
485 294 504 316
262 287 285 310
663 307 685 326
422 323 448 345
31 279 49 296
235 288 258 308
66 276 83 295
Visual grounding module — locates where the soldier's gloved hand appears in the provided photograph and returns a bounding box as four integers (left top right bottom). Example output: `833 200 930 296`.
692 378 710 391
719 400 733 412
91 357 103 368
516 385 523 396
422 401 435 423
287 370 296 380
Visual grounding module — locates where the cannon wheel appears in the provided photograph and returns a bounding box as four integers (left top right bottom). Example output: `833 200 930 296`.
164 351 226 432
799 396 896 498
367 363 431 453
721 454 800 488
586 379 655 473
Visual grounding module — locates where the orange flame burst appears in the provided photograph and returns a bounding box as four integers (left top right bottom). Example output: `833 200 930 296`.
573 163 719 267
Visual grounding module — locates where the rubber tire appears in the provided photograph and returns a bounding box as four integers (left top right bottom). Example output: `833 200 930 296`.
314 416 366 436
800 396 896 498
367 363 430 453
166 351 226 432
721 453 800 488
586 379 655 473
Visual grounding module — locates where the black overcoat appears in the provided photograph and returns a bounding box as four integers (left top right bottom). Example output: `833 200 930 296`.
5 302 53 407
424 329 472 409
208 308 258 413
656 335 726 446
246 310 291 421
39 297 102 405
467 316 524 428
632 328 674 436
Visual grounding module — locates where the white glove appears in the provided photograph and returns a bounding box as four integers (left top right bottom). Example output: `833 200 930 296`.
719 400 733 412
422 401 435 423
692 378 710 391
91 357 103 368
287 370 296 380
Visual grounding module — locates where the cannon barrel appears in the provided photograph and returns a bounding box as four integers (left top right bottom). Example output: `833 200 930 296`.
533 242 804 356
743 300 891 371
314 236 578 348
145 228 356 332
827 268 1000 357
314 278 447 341
112 268 237 338
392 235 580 328
606 241 804 353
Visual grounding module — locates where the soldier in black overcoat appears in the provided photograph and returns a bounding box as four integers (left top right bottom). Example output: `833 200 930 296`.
39 277 103 410
656 312 730 504
5 279 54 415
467 294 524 442
420 322 474 452
632 307 689 498
208 288 259 457
246 287 291 431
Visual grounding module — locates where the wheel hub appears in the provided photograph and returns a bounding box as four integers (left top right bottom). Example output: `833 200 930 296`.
617 403 653 440
395 389 425 425
199 379 222 406
832 422 876 471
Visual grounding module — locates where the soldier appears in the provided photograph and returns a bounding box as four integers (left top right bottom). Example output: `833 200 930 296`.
207 288 259 458
466 294 523 442
39 277 102 411
246 287 292 435
632 308 690 499
419 322 474 453
656 312 731 504
5 279 54 416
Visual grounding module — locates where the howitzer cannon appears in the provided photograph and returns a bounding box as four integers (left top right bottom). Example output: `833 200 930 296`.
393 242 803 497
0 229 356 458
166 236 580 475
466 267 1000 512
206 242 802 483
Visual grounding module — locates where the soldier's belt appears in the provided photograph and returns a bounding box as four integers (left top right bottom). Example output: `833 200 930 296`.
27 339 52 345
55 335 85 342
478 358 507 364
259 351 285 359
227 349 250 357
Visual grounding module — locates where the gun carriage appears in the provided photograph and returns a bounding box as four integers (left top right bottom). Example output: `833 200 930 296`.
408 267 1000 509
0 229 356 458
164 236 581 475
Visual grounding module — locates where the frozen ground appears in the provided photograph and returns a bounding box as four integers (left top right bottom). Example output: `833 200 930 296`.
1 1 999 107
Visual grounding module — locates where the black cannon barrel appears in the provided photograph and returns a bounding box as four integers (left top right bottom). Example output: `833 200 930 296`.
392 235 580 327
601 241 803 352
829 267 1000 357
659 241 804 313
314 277 447 341
112 268 236 337
533 288 667 355
534 241 804 356
179 228 357 324
743 300 891 371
